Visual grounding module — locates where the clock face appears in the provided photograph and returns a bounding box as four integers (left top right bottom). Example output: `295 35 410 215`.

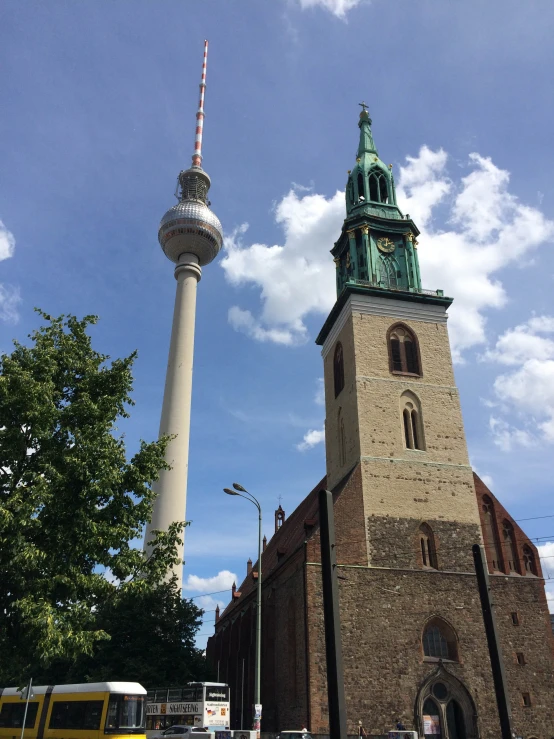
377 237 395 253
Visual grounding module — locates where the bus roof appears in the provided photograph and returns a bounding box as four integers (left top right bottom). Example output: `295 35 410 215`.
186 683 227 687
2 683 146 697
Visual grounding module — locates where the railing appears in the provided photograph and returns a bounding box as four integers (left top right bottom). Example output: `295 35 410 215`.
348 279 445 297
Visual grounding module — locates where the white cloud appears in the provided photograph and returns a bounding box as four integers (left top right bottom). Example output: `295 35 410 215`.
297 426 325 451
221 149 554 360
295 0 363 18
182 569 237 593
314 378 325 406
397 151 554 360
0 220 20 324
485 316 554 448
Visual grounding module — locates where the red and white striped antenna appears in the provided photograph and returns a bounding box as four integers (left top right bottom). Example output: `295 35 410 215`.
192 40 208 168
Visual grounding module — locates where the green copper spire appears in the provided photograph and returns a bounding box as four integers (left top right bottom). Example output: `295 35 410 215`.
316 105 451 347
331 107 428 298
357 109 378 157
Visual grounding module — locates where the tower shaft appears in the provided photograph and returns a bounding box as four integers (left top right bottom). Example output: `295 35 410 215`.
146 39 222 590
145 255 202 581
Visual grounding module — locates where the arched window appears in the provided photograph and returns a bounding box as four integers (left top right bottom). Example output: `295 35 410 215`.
379 254 399 287
367 171 389 204
388 323 421 376
522 545 537 576
422 618 458 661
338 409 346 467
417 668 476 739
502 520 519 573
368 172 380 202
481 495 502 571
401 392 425 451
357 172 365 201
333 342 344 397
347 180 354 207
419 523 438 569
378 173 389 203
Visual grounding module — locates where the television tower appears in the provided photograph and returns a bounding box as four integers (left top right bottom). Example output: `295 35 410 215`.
144 40 223 588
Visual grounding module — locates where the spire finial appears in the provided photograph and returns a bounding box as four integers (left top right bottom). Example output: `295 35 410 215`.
358 100 369 113
191 40 209 168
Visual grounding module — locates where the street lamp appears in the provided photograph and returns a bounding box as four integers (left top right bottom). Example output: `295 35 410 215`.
223 483 262 732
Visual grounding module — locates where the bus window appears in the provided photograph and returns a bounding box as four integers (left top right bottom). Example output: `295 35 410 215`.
106 695 145 733
0 702 39 729
49 701 104 730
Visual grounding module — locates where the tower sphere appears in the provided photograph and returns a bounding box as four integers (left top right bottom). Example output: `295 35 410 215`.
158 199 223 266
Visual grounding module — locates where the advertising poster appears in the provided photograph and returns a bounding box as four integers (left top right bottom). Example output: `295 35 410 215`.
423 715 441 735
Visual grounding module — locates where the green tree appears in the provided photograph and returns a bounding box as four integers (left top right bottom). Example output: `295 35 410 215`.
0 311 206 685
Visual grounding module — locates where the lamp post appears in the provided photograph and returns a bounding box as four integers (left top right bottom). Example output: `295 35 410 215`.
223 483 262 733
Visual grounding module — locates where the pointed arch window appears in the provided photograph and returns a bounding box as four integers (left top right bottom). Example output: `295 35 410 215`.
347 180 354 207
522 545 537 576
357 172 365 202
379 254 400 288
481 495 502 571
333 342 344 398
419 523 438 569
502 520 519 573
368 171 389 204
338 409 346 467
388 323 421 376
401 392 425 451
422 618 458 661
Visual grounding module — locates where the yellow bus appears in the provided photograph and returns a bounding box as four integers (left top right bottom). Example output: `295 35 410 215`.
0 682 146 739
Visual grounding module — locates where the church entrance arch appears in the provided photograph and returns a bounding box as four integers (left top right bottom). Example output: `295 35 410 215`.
415 664 477 739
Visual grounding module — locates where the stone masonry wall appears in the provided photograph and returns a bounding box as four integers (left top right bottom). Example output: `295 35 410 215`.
305 563 554 739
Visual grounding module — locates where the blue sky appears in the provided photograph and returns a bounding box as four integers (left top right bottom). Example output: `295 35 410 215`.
2 0 554 647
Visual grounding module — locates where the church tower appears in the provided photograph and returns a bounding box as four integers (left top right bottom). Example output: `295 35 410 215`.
317 106 482 573
208 107 554 739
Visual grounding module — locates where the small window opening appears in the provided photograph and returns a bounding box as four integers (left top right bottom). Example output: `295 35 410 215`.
419 524 438 569
411 410 420 450
357 172 365 201
404 406 414 449
402 398 425 451
334 342 344 398
391 338 402 372
511 612 519 625
368 173 379 202
338 409 346 467
516 652 525 665
379 174 389 203
522 693 531 707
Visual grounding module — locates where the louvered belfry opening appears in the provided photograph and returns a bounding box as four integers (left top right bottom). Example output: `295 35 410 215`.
389 323 421 375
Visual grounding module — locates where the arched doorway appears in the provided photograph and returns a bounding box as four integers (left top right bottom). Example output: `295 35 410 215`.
415 664 477 739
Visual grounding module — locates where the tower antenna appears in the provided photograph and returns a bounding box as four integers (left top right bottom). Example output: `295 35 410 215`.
192 40 209 168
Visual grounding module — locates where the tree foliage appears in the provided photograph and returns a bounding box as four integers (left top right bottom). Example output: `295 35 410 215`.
0 312 206 685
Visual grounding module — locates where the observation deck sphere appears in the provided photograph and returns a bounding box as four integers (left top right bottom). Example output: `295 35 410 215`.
158 200 223 266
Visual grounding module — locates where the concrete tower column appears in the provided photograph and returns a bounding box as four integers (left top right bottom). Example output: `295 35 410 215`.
144 254 202 574
144 40 222 591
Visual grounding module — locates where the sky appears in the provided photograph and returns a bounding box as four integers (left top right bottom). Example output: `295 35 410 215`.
2 0 554 649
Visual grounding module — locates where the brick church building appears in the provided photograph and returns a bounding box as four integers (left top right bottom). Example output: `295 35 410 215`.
206 109 554 739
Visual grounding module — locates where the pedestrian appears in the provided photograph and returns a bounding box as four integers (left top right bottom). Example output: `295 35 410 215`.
396 721 406 731
359 723 368 738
